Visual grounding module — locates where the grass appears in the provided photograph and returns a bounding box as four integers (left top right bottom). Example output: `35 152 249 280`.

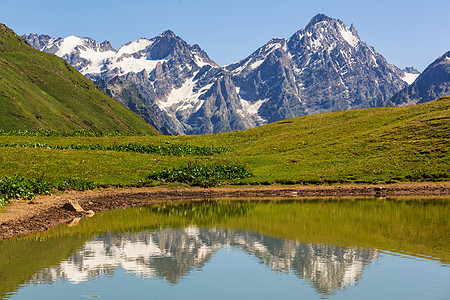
0 129 133 137
0 97 448 202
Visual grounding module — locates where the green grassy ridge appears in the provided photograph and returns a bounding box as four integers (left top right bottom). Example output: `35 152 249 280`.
0 24 158 135
0 97 448 186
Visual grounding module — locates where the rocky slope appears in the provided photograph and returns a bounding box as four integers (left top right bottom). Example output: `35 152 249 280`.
23 14 416 134
95 76 171 134
386 51 450 106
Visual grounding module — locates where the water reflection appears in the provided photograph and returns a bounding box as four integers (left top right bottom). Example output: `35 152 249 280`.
30 227 378 294
2 197 449 299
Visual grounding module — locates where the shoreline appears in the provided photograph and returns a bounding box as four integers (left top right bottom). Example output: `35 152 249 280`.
1 182 449 240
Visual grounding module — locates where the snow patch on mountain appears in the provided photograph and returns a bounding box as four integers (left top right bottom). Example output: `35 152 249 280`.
401 72 420 85
238 98 269 124
159 75 212 114
55 36 84 56
117 39 154 55
113 56 170 76
193 54 211 68
160 77 198 111
250 59 264 69
339 26 359 47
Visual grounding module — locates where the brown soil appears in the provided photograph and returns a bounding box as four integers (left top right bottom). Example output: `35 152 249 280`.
1 182 449 240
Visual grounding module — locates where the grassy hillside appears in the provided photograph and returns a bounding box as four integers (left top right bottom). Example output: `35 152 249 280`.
0 24 158 134
0 97 448 189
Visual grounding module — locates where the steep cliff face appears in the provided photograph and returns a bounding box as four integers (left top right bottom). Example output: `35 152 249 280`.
95 77 171 135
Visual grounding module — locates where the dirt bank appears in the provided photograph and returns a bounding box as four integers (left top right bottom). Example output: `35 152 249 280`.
1 182 449 240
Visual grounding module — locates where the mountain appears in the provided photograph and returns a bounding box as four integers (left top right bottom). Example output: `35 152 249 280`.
23 14 415 135
0 24 159 134
227 14 409 117
386 51 450 106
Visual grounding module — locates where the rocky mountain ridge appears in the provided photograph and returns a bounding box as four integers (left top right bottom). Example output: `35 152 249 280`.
23 14 420 135
386 51 450 106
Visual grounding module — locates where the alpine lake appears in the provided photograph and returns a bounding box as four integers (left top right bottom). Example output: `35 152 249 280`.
1 197 449 299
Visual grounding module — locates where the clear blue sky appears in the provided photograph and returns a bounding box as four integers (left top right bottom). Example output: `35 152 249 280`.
2 0 449 71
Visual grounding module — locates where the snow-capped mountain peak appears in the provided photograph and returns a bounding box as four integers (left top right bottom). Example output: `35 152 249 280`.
23 30 217 82
23 14 419 135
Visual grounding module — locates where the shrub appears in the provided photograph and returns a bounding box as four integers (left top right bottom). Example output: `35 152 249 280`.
0 176 98 207
147 164 253 188
57 178 97 191
0 176 53 207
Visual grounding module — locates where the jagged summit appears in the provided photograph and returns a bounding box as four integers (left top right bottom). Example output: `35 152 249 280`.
159 29 177 38
305 13 334 28
290 13 361 49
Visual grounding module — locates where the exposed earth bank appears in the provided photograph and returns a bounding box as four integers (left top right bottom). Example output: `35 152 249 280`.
1 182 449 239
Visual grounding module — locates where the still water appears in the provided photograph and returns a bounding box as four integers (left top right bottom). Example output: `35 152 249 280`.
1 198 449 299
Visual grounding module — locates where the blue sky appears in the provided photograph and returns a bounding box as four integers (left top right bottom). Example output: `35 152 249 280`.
1 0 449 71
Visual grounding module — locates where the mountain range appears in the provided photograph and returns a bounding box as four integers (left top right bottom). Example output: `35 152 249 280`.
22 14 449 135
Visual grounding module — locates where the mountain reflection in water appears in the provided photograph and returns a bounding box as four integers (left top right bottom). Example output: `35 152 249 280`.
30 228 378 294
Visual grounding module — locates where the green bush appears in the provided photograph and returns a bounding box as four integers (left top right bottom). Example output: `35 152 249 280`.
147 164 253 187
57 178 97 191
0 176 98 207
0 176 53 207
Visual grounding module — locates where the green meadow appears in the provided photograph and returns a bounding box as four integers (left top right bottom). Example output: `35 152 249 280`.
0 97 449 206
